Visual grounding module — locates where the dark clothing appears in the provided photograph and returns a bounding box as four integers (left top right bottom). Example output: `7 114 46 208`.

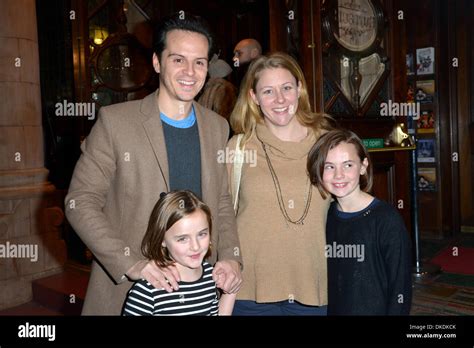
326 199 412 315
162 121 202 198
232 300 327 316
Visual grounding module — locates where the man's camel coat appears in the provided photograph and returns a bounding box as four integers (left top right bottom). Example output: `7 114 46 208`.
65 90 242 315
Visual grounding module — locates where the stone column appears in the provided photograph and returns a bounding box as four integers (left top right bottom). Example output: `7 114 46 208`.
0 0 66 310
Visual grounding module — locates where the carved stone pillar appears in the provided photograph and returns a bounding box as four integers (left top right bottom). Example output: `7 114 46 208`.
0 0 66 310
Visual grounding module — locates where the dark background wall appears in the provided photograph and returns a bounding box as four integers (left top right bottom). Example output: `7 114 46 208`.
36 0 474 264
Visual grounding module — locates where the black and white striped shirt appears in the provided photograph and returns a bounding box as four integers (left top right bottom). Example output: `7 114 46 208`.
122 262 219 316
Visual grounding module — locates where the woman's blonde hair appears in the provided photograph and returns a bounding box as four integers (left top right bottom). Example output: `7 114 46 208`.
230 52 332 148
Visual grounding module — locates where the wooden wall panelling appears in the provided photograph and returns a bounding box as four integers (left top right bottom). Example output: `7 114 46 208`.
456 0 474 231
469 0 474 231
471 0 474 153
471 0 474 128
365 149 411 234
371 153 396 204
71 0 91 137
438 0 459 236
300 0 324 112
386 0 412 234
387 0 406 108
447 0 460 234
268 0 286 53
394 150 412 233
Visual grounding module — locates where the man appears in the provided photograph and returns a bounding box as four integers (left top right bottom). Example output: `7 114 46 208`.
65 13 242 315
233 38 262 66
232 38 262 87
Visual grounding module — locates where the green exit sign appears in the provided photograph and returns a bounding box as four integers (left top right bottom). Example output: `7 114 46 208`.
363 138 384 149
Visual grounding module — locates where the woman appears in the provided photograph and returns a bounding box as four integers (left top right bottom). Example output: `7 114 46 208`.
228 52 333 315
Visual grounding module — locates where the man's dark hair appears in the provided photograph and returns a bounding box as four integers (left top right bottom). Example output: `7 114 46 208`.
153 12 215 61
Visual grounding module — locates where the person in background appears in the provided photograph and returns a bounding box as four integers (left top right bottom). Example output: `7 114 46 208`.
123 190 236 316
198 54 237 123
228 52 333 315
233 38 262 66
65 12 242 315
307 128 412 315
232 38 262 87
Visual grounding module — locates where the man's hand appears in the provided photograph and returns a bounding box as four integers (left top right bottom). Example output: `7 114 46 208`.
212 260 242 294
126 260 181 293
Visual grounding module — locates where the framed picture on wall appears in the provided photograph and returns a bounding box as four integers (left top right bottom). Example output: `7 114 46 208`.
417 111 435 133
415 80 435 103
406 53 415 75
416 47 435 75
417 138 436 162
418 167 437 192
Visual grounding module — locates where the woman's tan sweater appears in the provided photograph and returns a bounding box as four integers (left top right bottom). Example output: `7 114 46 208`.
227 123 330 306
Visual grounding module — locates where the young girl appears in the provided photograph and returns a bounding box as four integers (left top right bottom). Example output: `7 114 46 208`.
307 129 412 315
122 190 235 316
